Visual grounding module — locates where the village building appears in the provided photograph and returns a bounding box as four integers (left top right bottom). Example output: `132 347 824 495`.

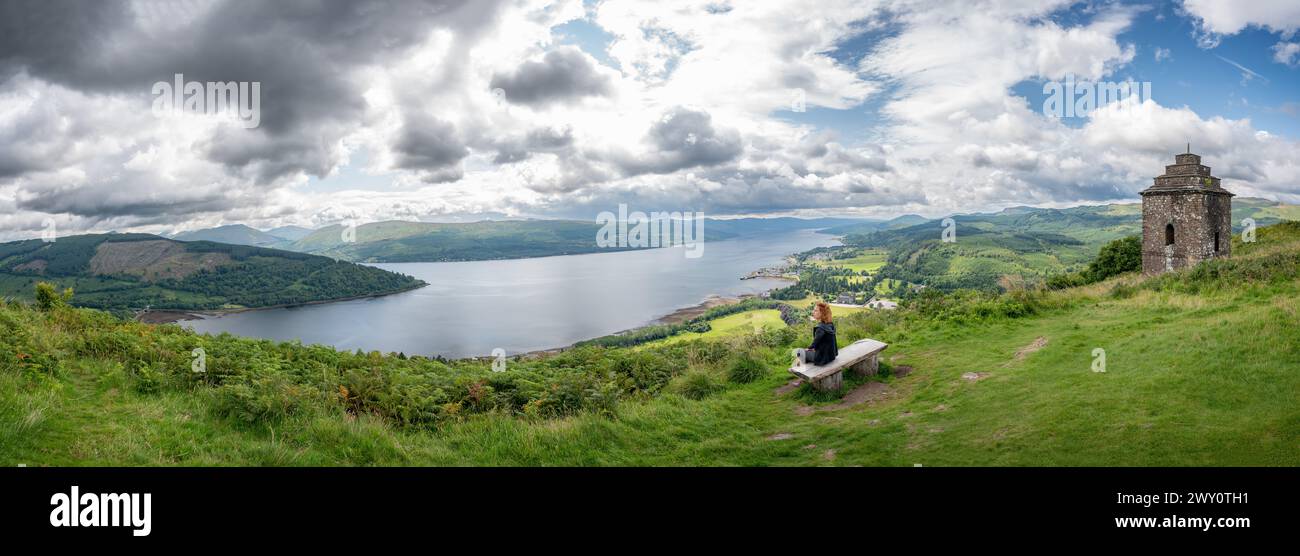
867 299 898 310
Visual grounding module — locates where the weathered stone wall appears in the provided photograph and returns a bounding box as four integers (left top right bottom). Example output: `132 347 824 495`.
1141 191 1232 275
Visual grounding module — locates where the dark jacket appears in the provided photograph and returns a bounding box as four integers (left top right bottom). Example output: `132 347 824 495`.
808 322 838 365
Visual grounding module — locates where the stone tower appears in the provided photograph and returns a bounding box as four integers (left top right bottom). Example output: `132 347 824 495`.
1139 148 1233 275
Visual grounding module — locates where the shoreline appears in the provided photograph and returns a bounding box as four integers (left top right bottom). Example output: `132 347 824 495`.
135 282 428 324
651 294 750 325
514 293 759 358
136 232 831 358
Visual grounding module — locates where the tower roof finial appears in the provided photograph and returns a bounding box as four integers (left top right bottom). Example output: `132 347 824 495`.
1187 142 1190 154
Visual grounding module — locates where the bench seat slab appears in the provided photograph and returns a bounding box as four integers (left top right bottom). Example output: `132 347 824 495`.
788 339 888 392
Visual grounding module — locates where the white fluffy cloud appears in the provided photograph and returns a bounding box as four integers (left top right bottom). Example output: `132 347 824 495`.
1274 41 1300 66
1182 0 1300 35
0 0 1297 241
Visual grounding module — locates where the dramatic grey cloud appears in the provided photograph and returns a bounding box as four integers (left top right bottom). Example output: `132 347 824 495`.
395 114 471 182
492 126 575 164
490 47 613 105
609 107 744 175
0 0 1296 241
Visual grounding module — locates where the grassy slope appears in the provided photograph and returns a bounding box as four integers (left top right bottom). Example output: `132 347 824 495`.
3 227 1298 466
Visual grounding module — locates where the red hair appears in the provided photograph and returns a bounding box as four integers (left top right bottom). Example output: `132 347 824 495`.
813 302 833 324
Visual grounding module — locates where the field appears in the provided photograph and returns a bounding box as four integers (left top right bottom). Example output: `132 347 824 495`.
798 247 909 300
645 309 786 346
812 249 888 274
3 223 1298 466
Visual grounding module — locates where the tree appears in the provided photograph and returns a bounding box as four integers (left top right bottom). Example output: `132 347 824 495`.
1045 235 1142 290
35 282 74 311
1086 235 1141 282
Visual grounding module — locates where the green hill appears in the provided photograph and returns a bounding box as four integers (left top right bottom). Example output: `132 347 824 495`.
289 220 650 262
0 234 425 311
173 224 290 249
843 198 1298 291
264 226 315 242
282 217 866 263
2 223 1296 466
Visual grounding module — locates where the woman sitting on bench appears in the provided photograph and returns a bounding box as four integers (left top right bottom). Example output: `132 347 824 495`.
798 302 838 366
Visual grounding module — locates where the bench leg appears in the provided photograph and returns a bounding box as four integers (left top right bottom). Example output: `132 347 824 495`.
812 371 843 392
849 354 879 377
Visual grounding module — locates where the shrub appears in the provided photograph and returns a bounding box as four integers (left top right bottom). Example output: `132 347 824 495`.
676 370 724 400
34 282 73 311
1109 282 1137 299
726 354 767 384
1046 271 1088 290
1046 236 1140 290
685 321 711 333
211 375 310 425
131 362 165 394
756 326 798 348
1086 235 1141 281
683 340 731 366
609 350 679 394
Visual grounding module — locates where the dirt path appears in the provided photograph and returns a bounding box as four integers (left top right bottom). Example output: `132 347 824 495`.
791 381 892 415
1012 336 1048 361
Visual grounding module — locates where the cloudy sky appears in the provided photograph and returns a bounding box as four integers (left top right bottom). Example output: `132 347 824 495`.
1 0 1298 240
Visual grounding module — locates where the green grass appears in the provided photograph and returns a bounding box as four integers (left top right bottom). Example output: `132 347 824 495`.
814 249 888 274
645 309 785 346
7 279 1295 466
3 223 1299 466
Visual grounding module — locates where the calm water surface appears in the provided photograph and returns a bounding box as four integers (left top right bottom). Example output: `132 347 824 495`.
184 230 838 358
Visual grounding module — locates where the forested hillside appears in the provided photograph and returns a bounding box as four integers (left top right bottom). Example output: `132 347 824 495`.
0 234 424 311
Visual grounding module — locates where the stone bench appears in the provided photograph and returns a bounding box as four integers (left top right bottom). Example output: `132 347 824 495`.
788 339 888 392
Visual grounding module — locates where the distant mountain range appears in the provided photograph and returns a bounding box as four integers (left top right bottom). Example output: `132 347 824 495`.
0 234 424 311
169 217 877 263
266 225 315 241
288 220 655 262
172 224 290 248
